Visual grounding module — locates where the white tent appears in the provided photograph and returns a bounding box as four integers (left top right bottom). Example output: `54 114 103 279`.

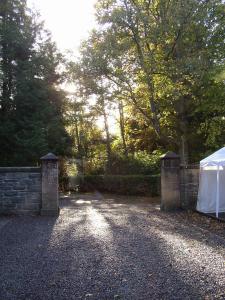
197 147 225 217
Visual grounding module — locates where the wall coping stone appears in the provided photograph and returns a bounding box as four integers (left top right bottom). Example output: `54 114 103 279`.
161 151 180 159
0 167 41 173
41 153 58 160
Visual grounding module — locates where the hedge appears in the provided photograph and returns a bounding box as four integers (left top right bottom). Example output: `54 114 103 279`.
74 174 160 196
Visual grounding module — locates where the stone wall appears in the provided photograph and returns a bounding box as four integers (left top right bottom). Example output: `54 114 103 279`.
180 166 199 210
161 152 180 211
0 153 59 216
0 167 41 214
161 153 200 211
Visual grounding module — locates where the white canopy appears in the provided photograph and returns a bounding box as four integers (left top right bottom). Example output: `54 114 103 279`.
197 147 225 217
200 147 225 167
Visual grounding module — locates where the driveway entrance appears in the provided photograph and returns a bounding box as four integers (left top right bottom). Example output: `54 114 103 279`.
0 193 225 299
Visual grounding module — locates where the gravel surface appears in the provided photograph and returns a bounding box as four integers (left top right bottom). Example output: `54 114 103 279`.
0 192 225 300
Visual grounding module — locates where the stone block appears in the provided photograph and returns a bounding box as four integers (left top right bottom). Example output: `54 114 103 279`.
15 194 26 201
41 153 59 216
4 179 17 183
4 191 18 197
6 172 27 179
4 197 19 204
41 208 60 216
161 153 181 211
0 161 57 216
27 185 41 192
29 173 41 179
22 179 32 186
19 203 40 211
25 192 41 203
180 167 199 209
0 184 12 190
3 203 17 209
13 185 26 191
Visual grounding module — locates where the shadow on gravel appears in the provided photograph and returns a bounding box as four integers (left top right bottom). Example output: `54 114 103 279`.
0 192 224 300
145 212 225 250
58 193 223 299
0 216 57 300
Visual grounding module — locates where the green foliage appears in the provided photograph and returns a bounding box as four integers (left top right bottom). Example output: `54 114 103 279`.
85 156 106 175
68 0 225 166
2 0 224 169
110 150 162 175
58 157 70 192
79 174 160 196
82 150 162 175
65 98 105 160
0 0 72 166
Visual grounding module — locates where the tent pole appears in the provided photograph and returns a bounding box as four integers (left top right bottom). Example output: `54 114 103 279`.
216 166 220 218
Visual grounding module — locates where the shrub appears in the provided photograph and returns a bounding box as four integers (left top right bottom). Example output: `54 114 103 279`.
58 157 69 192
82 150 163 175
78 174 160 196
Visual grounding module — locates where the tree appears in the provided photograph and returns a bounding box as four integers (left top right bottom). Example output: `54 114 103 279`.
0 0 72 165
93 0 225 163
68 37 116 172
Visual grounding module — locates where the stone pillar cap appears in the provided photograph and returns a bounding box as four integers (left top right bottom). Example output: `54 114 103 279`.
41 153 58 161
161 151 180 159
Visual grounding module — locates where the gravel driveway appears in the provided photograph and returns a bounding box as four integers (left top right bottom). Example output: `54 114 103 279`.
0 193 225 300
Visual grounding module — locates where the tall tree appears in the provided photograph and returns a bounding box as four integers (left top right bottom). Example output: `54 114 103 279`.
0 0 72 165
93 0 225 163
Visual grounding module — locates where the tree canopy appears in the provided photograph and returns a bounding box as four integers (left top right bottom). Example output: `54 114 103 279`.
69 0 225 168
0 0 72 166
1 0 225 173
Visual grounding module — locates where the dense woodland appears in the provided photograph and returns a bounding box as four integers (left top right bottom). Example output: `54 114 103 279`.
1 0 225 175
0 0 72 166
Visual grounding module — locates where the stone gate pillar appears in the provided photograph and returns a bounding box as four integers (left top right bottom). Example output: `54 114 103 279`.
161 152 180 211
41 153 59 216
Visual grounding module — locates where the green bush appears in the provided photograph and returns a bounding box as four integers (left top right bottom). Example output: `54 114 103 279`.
83 150 163 175
78 174 160 196
59 157 69 192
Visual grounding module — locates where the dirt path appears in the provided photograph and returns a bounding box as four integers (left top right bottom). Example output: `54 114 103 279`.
0 193 225 299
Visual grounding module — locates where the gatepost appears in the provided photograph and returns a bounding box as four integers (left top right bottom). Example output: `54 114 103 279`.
161 152 181 211
41 153 59 216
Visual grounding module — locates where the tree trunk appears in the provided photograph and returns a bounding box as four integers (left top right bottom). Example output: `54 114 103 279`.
74 117 82 157
178 96 189 165
1 10 13 115
180 135 189 166
103 104 112 173
118 100 128 157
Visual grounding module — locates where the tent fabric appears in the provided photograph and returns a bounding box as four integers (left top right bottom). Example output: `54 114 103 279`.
197 147 225 215
200 147 225 167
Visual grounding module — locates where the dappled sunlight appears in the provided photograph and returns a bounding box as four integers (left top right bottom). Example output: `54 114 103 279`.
9 193 223 299
111 203 124 207
128 205 156 215
156 229 225 284
128 213 225 286
154 205 160 210
86 206 112 240
58 192 225 294
103 198 119 203
144 213 225 251
76 199 92 204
